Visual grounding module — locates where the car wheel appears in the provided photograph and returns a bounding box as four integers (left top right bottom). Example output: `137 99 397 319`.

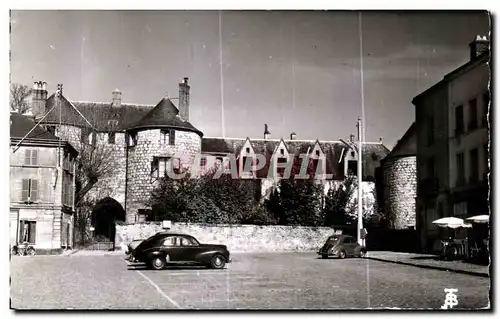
26 247 36 256
151 256 166 270
209 254 226 269
338 250 346 259
358 249 366 258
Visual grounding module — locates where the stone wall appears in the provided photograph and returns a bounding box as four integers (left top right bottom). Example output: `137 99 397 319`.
382 156 417 229
125 129 202 222
116 222 337 253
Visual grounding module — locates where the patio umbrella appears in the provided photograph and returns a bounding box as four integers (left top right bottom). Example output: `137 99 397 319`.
466 215 490 223
432 217 472 228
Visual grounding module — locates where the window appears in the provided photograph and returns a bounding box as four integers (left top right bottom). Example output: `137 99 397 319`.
277 157 287 178
162 236 178 247
88 132 96 146
151 157 180 178
200 157 207 168
311 158 320 175
427 116 435 145
482 91 490 127
315 150 320 157
180 236 197 246
468 98 478 131
347 160 357 176
455 105 464 136
426 157 435 179
350 151 355 158
469 148 479 183
107 119 119 128
242 156 254 177
80 129 87 143
246 147 251 153
108 132 116 144
24 149 38 166
280 149 285 155
127 132 137 147
161 129 175 145
19 220 36 244
21 179 38 203
456 152 465 186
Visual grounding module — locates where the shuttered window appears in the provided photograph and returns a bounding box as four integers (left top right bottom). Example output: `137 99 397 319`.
24 149 38 166
21 179 39 202
19 220 36 244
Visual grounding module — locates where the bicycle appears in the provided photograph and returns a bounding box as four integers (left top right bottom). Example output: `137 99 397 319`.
11 242 36 256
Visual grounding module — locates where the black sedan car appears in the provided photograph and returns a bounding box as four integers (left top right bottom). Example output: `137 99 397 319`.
127 232 232 270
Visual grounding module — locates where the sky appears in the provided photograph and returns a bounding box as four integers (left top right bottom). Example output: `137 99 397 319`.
10 10 490 148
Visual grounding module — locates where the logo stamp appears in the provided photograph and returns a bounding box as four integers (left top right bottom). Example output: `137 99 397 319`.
441 288 458 309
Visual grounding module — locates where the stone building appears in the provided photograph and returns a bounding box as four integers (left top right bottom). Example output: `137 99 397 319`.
28 78 390 225
412 35 490 252
378 122 417 229
10 112 78 253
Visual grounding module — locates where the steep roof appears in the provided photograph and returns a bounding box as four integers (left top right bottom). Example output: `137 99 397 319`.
41 94 154 131
201 137 390 180
10 112 77 154
127 98 203 136
10 112 59 141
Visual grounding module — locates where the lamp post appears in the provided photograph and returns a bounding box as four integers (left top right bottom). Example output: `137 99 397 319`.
340 118 364 245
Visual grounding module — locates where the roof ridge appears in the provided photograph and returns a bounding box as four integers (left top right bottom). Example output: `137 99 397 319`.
202 136 386 145
70 100 155 107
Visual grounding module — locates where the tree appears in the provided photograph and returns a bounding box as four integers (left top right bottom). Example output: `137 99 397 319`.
73 140 118 243
264 155 324 226
322 175 357 227
74 141 117 206
10 83 31 114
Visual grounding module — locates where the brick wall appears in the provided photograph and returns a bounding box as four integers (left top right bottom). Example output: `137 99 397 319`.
125 129 202 222
382 156 417 229
116 222 337 253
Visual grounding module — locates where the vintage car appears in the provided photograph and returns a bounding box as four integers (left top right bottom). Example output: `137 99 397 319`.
127 232 232 270
318 234 366 259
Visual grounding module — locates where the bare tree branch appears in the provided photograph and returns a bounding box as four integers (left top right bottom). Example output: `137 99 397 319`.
10 83 31 114
74 140 117 206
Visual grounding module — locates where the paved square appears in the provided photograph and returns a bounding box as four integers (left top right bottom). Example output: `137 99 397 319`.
10 252 490 310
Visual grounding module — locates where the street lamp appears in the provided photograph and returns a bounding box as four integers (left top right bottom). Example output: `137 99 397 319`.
340 118 364 245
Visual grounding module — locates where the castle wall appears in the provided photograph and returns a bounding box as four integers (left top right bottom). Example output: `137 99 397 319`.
382 156 417 229
125 129 202 222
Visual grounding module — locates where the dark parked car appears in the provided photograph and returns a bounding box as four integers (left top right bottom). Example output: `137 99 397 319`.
127 232 232 270
318 234 366 259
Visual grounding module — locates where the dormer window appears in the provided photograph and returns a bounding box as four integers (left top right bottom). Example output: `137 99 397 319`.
161 129 175 145
277 157 287 178
315 150 320 156
351 151 355 158
280 149 285 155
107 119 119 128
246 147 250 153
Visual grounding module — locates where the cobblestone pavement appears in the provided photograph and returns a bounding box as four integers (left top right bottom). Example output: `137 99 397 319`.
366 251 490 276
10 252 490 310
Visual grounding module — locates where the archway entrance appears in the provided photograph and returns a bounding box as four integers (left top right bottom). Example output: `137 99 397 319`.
91 197 126 248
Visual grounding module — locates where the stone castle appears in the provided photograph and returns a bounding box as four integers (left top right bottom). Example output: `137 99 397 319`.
30 78 390 223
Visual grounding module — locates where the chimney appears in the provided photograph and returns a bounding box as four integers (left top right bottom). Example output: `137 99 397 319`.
32 81 48 120
379 137 383 143
179 77 190 121
290 132 297 140
349 134 355 143
112 89 122 107
264 124 271 140
469 35 489 60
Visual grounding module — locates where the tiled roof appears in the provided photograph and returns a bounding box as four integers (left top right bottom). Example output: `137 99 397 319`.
127 98 203 136
201 137 390 180
10 112 59 141
41 94 154 131
41 94 202 136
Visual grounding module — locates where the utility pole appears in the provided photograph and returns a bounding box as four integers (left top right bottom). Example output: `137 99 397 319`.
340 118 364 246
356 118 364 246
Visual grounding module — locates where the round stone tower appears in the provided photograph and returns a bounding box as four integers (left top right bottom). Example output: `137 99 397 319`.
124 94 203 223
